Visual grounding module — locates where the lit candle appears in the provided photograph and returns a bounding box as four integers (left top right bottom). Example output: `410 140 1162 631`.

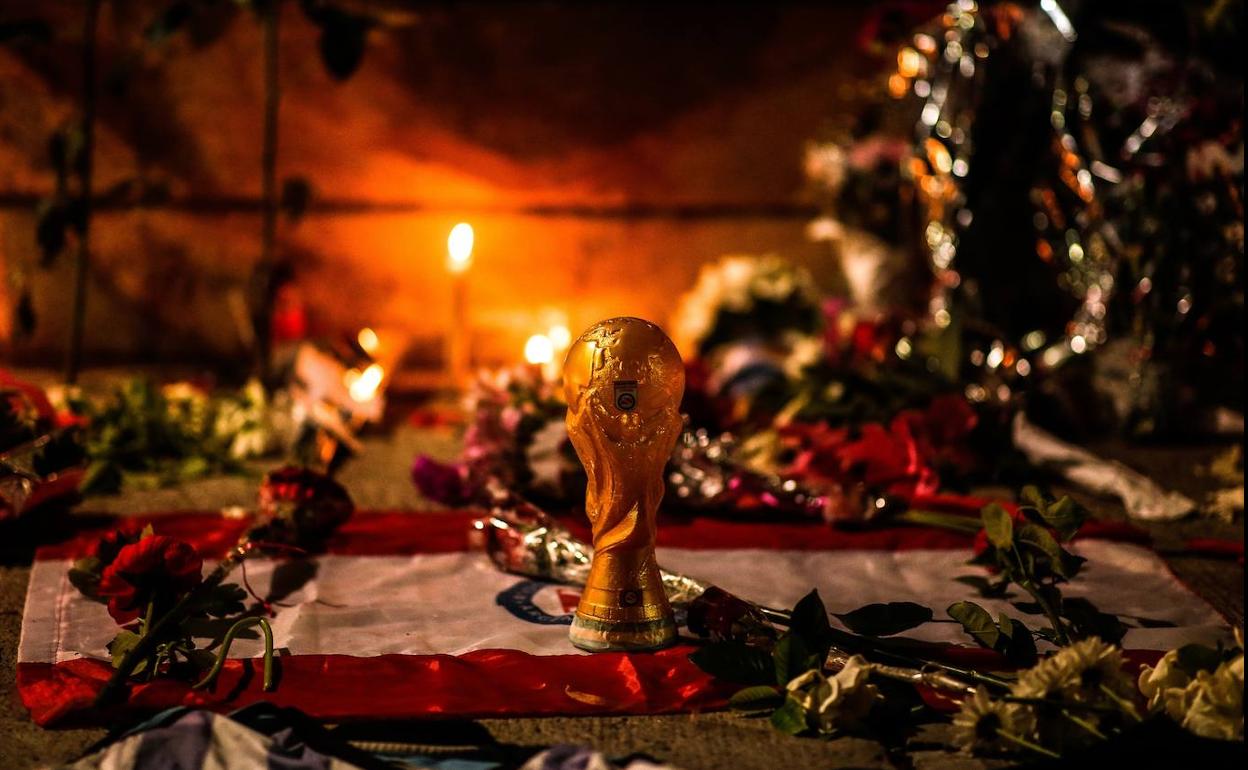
446 223 474 388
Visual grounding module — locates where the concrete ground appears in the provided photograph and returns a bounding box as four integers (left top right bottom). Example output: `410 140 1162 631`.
1 422 1242 769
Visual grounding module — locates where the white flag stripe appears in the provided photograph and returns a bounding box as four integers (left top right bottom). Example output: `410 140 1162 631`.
21 541 1229 665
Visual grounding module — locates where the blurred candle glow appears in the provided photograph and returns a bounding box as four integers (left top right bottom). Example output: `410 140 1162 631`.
447 223 475 273
357 327 379 354
346 362 385 403
548 324 571 349
525 334 555 365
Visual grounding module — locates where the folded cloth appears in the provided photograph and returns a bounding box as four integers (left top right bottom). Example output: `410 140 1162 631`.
521 746 674 770
19 510 1231 727
54 708 362 770
1012 412 1196 521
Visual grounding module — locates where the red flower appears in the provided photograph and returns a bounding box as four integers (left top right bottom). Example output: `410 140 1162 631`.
94 524 144 567
96 536 203 624
255 465 353 546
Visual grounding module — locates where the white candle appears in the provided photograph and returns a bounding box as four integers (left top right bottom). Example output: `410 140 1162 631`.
446 223 474 388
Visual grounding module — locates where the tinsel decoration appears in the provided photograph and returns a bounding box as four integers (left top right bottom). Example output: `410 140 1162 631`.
894 1 1243 432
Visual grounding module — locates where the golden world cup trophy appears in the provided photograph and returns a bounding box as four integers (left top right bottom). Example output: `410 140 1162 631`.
563 317 685 652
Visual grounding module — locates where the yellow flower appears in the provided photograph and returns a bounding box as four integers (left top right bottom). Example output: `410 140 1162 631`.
1179 654 1244 741
952 687 1036 753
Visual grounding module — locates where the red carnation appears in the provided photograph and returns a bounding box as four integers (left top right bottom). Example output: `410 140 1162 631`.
94 525 144 567
254 465 353 547
96 536 203 624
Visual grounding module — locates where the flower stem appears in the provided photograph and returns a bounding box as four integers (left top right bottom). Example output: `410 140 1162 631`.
998 730 1060 759
1098 684 1142 721
1062 710 1108 740
1008 542 1070 646
95 548 247 706
193 616 275 692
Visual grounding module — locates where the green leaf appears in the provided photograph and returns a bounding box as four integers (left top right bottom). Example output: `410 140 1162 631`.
1016 522 1084 579
1019 485 1047 510
981 503 1014 549
688 642 775 686
789 589 833 649
1002 618 1038 666
1036 496 1086 541
728 685 783 710
770 697 808 735
316 9 370 80
834 602 933 637
997 612 1014 638
68 556 103 601
108 630 145 673
773 633 819 686
947 601 999 649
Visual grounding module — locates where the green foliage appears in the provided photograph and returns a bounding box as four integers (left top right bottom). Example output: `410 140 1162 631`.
108 630 144 672
833 602 933 637
965 490 1103 647
948 601 999 649
773 633 820 686
70 379 265 495
728 685 783 710
687 641 775 686
947 601 1037 665
981 503 1015 548
769 698 809 735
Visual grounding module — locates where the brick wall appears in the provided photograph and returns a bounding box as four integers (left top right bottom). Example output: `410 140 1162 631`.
1 2 891 369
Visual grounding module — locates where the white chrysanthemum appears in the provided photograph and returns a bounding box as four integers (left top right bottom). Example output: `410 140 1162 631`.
1014 638 1132 706
951 687 1036 753
1139 648 1192 720
785 657 881 734
1179 654 1244 741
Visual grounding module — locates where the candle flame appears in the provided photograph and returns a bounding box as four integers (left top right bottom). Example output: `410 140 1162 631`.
524 334 555 365
447 223 474 273
346 362 385 403
357 327 379 354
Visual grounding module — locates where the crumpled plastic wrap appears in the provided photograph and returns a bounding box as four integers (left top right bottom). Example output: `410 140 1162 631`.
1012 412 1195 521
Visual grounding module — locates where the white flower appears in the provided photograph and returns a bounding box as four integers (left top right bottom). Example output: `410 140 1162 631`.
1179 654 1244 741
785 657 881 734
782 334 825 379
1139 648 1192 720
525 420 571 492
1013 637 1133 707
670 254 821 356
951 687 1035 753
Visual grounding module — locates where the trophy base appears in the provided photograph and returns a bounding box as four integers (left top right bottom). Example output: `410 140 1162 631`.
569 613 677 653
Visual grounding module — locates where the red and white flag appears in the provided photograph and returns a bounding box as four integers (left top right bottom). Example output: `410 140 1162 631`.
18 511 1229 726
